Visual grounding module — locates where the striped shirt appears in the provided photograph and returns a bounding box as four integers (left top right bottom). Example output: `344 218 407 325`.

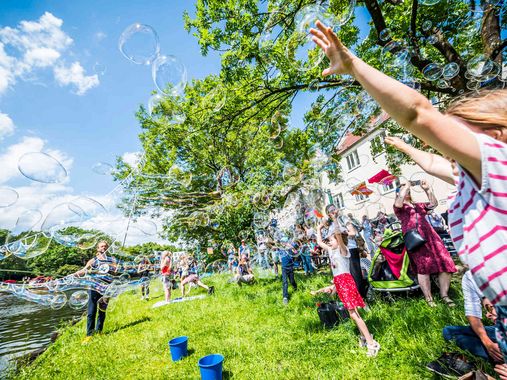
448 133 507 305
462 270 483 319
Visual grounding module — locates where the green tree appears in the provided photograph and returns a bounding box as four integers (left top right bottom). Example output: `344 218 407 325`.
117 0 505 246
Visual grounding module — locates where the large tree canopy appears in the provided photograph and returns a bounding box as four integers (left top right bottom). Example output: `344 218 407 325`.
117 0 506 247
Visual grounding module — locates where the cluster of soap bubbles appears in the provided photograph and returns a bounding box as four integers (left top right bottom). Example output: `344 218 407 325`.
118 22 188 122
258 1 356 73
0 254 158 310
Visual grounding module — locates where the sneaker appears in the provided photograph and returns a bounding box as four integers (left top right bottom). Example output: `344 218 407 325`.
81 336 92 345
283 297 289 305
426 353 475 378
359 334 373 348
366 340 380 357
208 286 215 295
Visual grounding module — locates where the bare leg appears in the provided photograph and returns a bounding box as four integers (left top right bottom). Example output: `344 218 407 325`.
349 309 374 345
418 274 433 301
196 280 209 290
438 272 452 298
164 285 171 302
181 282 185 297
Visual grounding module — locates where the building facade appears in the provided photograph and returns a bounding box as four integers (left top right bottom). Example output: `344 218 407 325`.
321 127 455 220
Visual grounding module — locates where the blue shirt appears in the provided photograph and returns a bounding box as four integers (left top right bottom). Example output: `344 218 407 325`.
280 249 294 268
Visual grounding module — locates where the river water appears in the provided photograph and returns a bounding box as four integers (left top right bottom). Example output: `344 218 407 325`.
0 293 83 377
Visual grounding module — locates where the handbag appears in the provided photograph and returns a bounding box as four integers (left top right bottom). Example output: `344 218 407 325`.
403 211 427 252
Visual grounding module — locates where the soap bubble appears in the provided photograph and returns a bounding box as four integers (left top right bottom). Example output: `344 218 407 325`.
69 290 89 309
132 219 158 236
287 31 325 72
152 55 187 97
92 162 114 175
442 62 460 80
10 209 43 235
0 188 18 208
379 28 391 42
50 292 67 310
422 63 443 81
93 62 107 75
427 35 438 44
118 23 160 65
41 202 86 232
148 93 163 115
258 11 285 52
381 40 410 66
467 55 494 78
206 85 227 112
422 20 433 32
420 0 441 4
18 152 67 184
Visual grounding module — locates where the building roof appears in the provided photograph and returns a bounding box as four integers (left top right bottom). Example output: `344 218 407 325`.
335 111 391 155
336 133 363 154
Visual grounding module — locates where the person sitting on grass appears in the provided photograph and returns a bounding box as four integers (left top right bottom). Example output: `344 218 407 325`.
160 251 174 303
316 223 380 357
426 270 503 378
179 254 214 297
234 254 254 285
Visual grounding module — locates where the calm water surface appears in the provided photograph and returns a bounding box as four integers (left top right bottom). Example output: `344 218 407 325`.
0 293 83 377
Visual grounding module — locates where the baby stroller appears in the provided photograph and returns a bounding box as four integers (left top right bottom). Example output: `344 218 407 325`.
368 226 420 292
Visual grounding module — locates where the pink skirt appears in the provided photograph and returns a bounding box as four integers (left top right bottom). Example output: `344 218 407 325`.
333 273 365 310
181 274 198 286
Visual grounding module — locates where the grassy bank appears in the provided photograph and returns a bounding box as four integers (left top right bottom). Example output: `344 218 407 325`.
13 271 491 379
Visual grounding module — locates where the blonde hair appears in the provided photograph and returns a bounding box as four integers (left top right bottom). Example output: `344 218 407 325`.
446 89 507 133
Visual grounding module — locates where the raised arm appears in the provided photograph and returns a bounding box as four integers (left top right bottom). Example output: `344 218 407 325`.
316 224 331 251
310 21 481 184
421 180 438 209
384 136 454 185
394 183 410 208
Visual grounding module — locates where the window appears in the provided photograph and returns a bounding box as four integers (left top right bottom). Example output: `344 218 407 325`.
371 132 386 156
354 192 367 203
381 178 400 194
334 193 345 209
345 151 360 171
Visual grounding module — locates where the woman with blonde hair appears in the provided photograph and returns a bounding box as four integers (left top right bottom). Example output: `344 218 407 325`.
310 21 507 374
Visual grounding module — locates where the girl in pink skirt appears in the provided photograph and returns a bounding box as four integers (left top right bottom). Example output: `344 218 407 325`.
317 223 380 357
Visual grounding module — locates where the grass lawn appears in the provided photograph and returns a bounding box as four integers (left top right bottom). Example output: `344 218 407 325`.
13 270 493 379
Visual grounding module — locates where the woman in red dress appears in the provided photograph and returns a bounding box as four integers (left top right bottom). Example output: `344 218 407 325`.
394 180 457 307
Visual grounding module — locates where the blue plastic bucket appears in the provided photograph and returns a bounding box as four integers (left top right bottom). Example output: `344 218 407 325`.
198 354 224 380
168 336 188 361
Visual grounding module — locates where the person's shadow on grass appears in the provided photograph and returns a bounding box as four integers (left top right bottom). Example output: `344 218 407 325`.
105 316 151 335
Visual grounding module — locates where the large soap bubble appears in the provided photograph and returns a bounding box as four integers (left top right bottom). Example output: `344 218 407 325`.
68 290 89 310
118 23 160 65
152 55 187 97
18 152 67 183
148 93 164 115
0 187 19 208
92 162 114 175
41 202 86 233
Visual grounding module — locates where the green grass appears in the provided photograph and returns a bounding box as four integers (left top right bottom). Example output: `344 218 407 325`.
14 271 492 380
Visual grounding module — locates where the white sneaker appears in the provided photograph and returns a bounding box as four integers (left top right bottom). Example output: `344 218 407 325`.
366 340 381 357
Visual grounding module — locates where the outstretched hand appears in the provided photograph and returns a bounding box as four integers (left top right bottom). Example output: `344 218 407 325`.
309 20 356 77
384 136 407 151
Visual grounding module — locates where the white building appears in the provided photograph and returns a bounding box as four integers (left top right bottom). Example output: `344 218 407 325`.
321 114 454 219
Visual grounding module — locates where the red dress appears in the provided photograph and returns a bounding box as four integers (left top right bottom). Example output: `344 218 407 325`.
394 202 456 275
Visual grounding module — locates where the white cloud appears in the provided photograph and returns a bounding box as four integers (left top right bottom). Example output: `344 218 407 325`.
0 12 98 96
121 151 143 167
0 112 15 139
54 62 99 95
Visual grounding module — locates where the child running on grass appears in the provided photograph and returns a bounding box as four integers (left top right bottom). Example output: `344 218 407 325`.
179 254 215 297
316 222 380 357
